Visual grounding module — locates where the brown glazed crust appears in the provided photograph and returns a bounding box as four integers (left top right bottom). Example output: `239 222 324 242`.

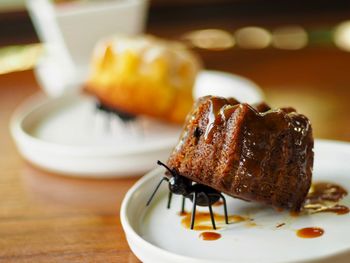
167 96 314 211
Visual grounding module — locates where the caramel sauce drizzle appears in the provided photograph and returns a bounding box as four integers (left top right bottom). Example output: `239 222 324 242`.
297 227 324 238
276 223 286 228
199 232 222 241
180 211 246 231
290 211 300 217
303 182 349 215
176 181 347 241
212 200 224 207
307 182 347 203
177 211 188 216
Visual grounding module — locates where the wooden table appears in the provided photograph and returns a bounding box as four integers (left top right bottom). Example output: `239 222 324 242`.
0 169 138 262
1 25 350 262
0 70 141 262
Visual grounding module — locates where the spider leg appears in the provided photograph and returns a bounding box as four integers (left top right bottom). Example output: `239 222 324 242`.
96 102 112 132
146 177 169 206
181 196 186 213
167 191 173 209
219 193 229 224
204 193 216 230
190 192 197 230
104 112 112 133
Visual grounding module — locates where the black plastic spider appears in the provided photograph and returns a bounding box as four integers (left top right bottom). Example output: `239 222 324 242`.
146 161 229 230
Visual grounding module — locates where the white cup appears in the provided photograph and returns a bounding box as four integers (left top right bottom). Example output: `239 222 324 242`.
26 0 149 97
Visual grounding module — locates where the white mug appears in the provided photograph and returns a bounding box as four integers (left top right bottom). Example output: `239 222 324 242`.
26 0 149 97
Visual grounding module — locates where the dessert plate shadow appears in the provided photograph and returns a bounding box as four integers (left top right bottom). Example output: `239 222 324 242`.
10 70 263 177
121 140 350 262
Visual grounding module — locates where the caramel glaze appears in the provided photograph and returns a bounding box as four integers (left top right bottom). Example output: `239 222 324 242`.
204 97 269 143
204 97 239 142
297 227 324 238
253 102 271 112
303 182 349 215
199 232 221 241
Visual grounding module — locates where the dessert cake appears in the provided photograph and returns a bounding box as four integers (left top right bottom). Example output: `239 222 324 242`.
85 35 201 123
167 96 314 210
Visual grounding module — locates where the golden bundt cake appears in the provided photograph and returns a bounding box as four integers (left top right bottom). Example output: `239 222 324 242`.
85 35 202 123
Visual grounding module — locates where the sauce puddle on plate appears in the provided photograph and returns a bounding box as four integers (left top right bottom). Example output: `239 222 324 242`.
199 232 221 241
276 223 286 228
213 201 224 207
296 227 324 238
177 181 347 240
303 182 349 215
180 211 246 231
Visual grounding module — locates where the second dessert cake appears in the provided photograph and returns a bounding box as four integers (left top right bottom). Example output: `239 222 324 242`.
167 96 314 211
85 35 201 124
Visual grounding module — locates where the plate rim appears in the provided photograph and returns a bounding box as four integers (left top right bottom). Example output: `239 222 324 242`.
193 69 265 102
120 139 350 263
9 92 179 157
121 167 214 263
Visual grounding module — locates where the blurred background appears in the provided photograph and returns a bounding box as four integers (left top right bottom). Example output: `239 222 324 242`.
1 0 350 140
1 1 350 262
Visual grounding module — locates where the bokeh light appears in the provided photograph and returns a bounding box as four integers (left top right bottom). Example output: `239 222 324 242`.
183 29 235 50
334 21 350 51
272 26 308 50
235 26 271 49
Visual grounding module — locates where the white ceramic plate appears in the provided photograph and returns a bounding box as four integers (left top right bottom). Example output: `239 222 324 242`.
11 70 263 177
121 140 350 263
194 70 264 102
10 93 180 177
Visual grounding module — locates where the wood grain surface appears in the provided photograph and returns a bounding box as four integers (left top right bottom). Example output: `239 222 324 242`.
1 26 350 262
0 71 140 262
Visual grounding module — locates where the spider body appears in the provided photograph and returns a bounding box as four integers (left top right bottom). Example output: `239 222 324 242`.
147 161 229 230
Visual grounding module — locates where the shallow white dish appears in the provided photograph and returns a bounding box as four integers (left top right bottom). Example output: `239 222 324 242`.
10 93 180 177
121 140 350 263
11 70 263 177
194 70 264 102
